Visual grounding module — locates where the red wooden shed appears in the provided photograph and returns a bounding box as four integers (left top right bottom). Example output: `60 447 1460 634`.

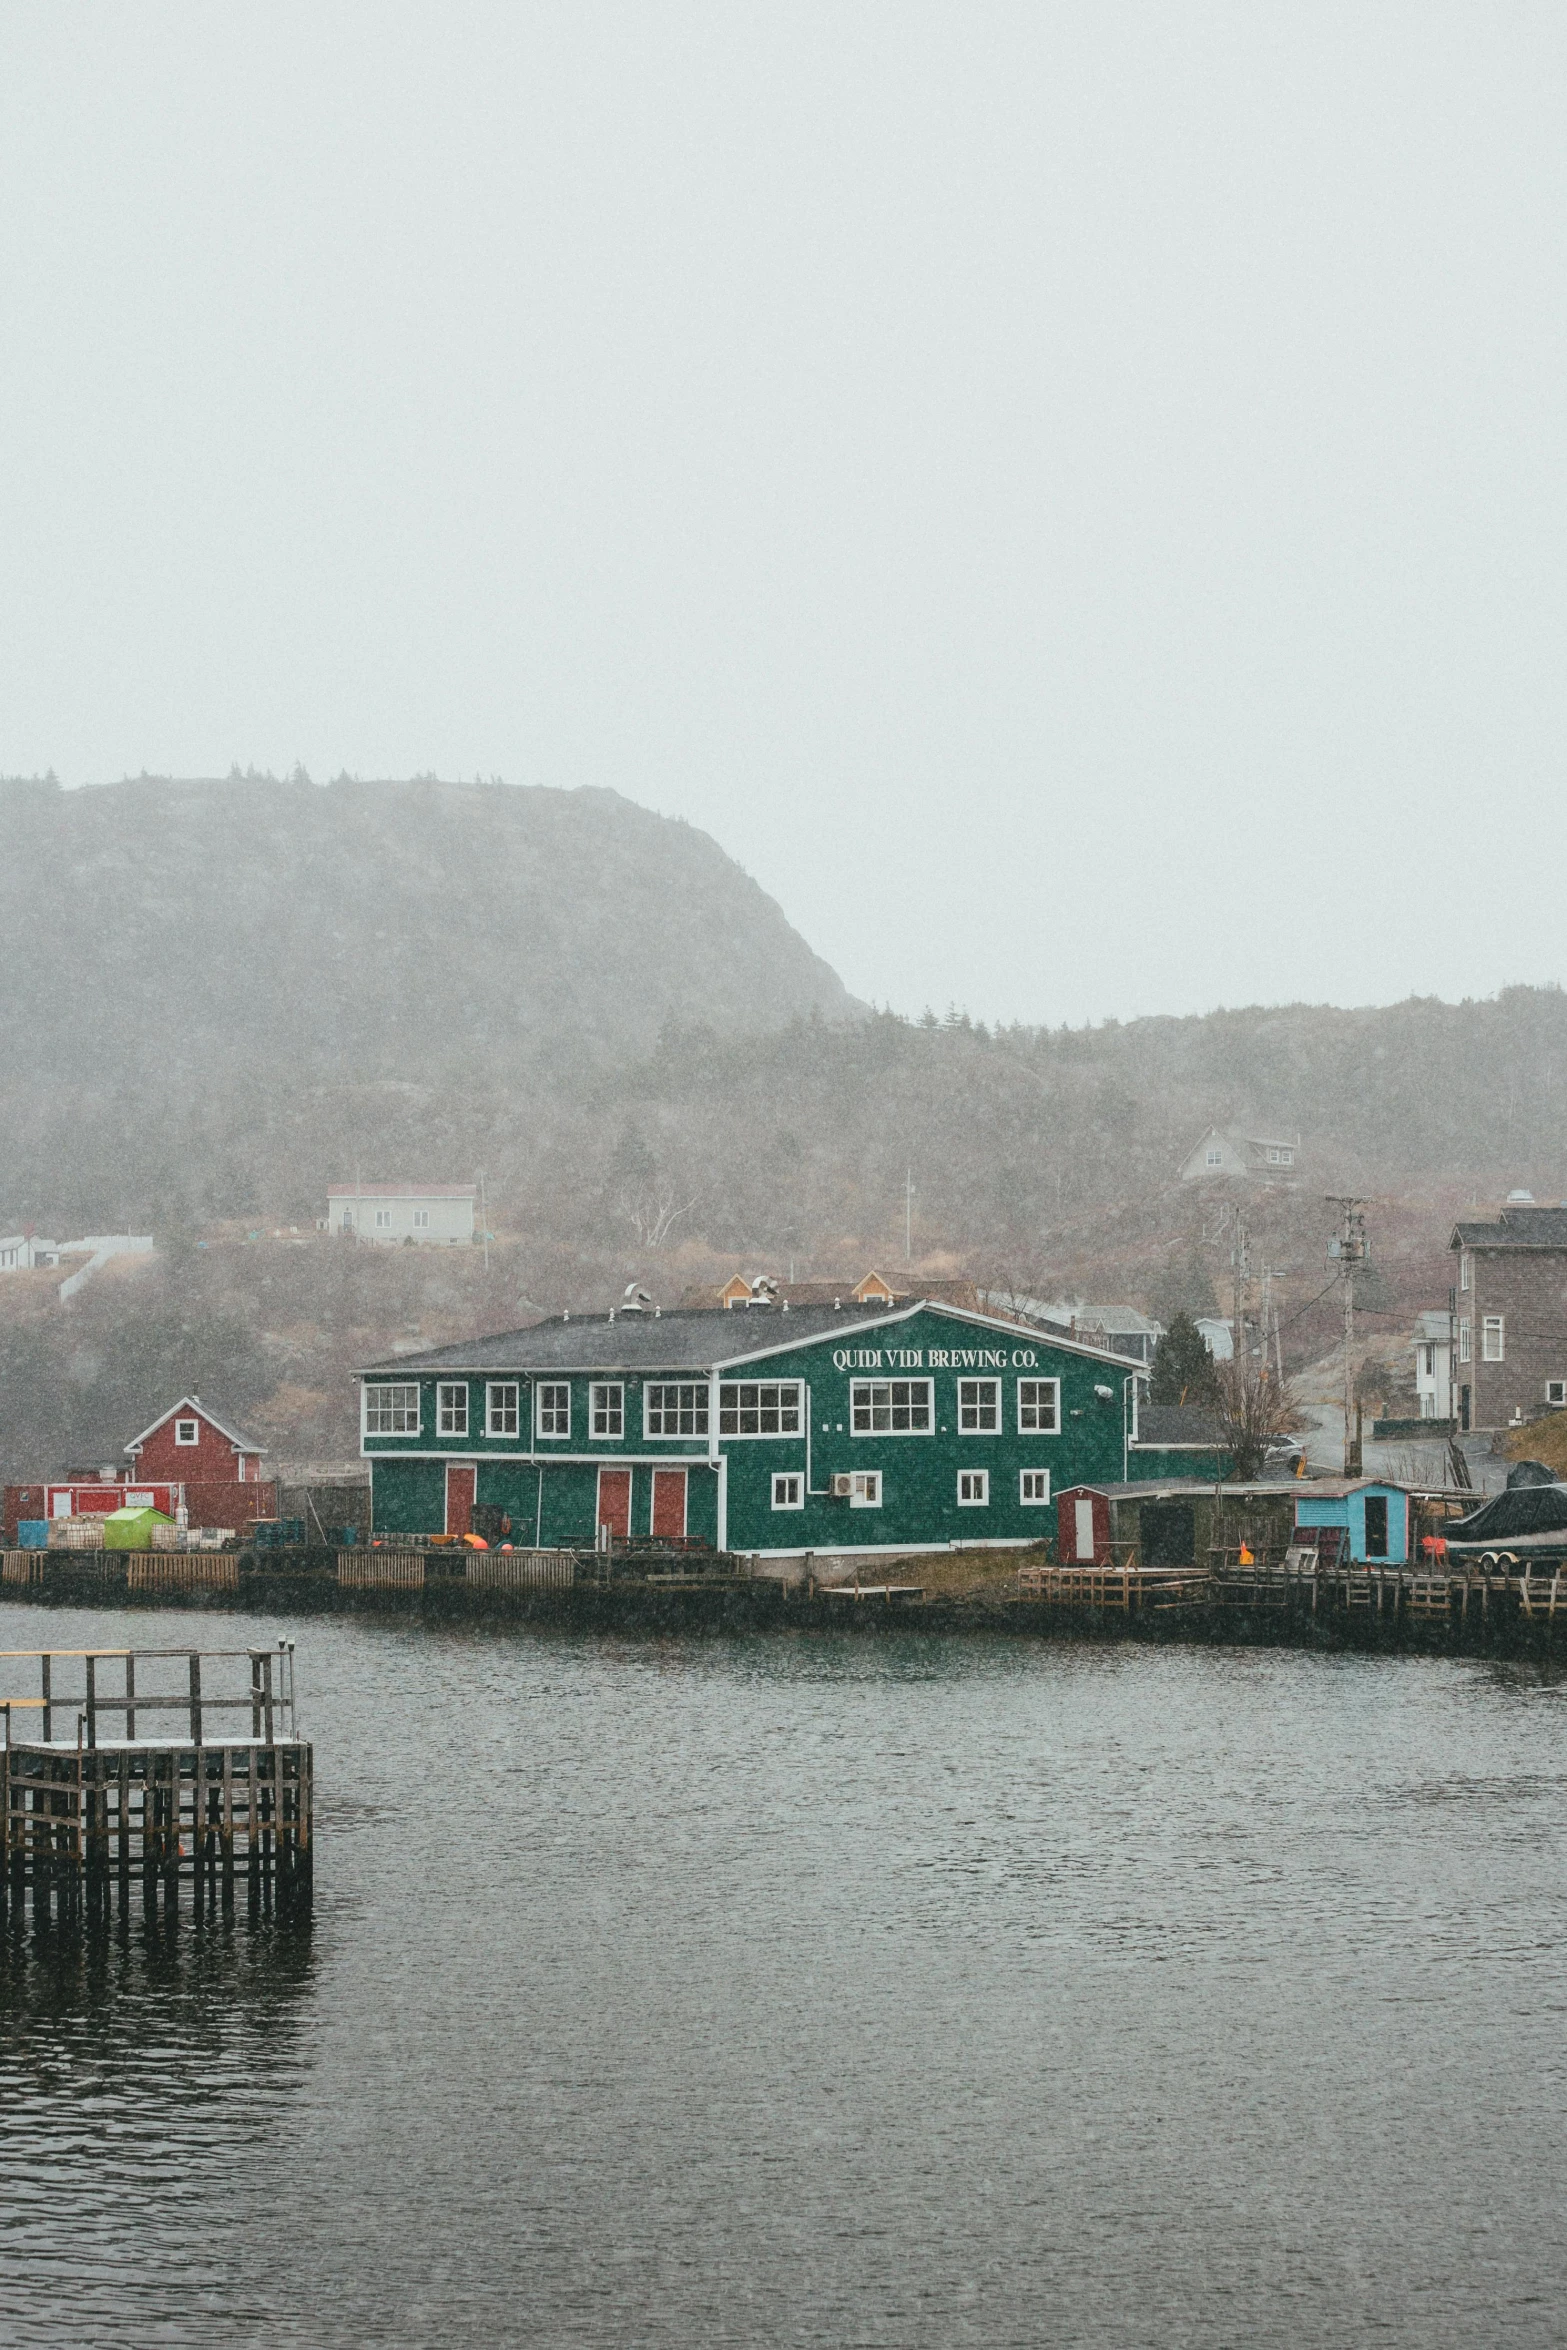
1055 1484 1112 1566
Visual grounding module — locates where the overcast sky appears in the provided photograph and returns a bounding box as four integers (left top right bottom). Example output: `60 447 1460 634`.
2 6 1563 1028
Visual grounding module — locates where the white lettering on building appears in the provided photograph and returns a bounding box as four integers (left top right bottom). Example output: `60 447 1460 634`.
828 1344 1039 1372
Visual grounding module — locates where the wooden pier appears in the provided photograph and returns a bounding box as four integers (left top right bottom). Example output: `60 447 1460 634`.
1013 1550 1567 1640
0 1645 311 1927
1017 1561 1210 1613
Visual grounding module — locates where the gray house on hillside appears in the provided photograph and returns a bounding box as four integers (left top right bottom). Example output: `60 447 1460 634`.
1179 1128 1300 1185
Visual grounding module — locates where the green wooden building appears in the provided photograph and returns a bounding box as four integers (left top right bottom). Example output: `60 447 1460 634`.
358 1299 1151 1565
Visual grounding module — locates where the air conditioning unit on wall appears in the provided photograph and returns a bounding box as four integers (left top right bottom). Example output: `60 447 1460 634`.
830 1473 853 1499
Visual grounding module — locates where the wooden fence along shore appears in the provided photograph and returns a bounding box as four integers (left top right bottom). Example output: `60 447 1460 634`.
0 1645 311 1928
1016 1543 1567 1633
6 1532 1567 1650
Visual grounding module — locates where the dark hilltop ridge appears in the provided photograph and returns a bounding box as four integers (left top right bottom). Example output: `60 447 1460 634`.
0 772 860 1084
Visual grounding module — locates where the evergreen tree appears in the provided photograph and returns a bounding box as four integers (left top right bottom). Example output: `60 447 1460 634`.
1150 1311 1221 1406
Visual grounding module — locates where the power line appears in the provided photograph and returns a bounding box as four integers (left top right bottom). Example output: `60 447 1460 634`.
1274 1274 1343 1333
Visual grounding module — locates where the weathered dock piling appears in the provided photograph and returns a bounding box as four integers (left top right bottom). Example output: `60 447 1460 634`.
0 1644 312 1927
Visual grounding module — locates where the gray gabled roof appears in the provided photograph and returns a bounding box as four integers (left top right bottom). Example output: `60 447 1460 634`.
1134 1404 1227 1448
358 1299 1144 1379
1452 1205 1567 1251
123 1393 269 1458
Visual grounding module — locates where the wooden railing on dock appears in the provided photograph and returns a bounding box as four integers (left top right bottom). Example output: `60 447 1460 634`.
1017 1563 1210 1611
0 1645 311 1926
127 1555 241 1593
338 1549 427 1588
336 1548 578 1590
464 1551 575 1589
1014 1552 1567 1637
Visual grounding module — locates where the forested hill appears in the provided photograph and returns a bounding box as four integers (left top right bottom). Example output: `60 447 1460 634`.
0 773 858 1085
0 779 1563 1470
0 768 1563 1284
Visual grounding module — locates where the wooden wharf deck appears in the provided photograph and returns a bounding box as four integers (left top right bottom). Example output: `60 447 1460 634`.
1017 1561 1210 1612
1015 1549 1567 1639
0 1645 311 1928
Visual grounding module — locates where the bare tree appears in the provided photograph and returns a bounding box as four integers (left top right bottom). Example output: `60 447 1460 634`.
1214 1357 1299 1482
619 1184 698 1250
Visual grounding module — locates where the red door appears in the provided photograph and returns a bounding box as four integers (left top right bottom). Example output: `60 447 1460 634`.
1056 1486 1109 1565
597 1467 632 1541
445 1463 476 1538
651 1468 687 1541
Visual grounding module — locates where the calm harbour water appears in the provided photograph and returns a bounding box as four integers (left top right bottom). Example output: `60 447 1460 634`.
2 1603 1565 2349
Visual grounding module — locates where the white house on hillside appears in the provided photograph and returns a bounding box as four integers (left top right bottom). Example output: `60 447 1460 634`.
1 1232 153 1297
1196 1316 1235 1361
0 1235 60 1270
1179 1128 1301 1184
327 1184 477 1245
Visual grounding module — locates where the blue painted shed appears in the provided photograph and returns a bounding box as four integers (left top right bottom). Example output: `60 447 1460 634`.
1294 1480 1409 1565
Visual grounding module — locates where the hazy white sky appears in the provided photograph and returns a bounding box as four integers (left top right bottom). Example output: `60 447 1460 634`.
2 6 1564 1027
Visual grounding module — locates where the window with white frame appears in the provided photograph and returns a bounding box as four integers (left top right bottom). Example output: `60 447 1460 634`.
957 1468 989 1505
175 1418 200 1446
374 1208 392 1230
364 1383 420 1435
536 1383 570 1438
487 1381 520 1437
1020 1469 1051 1505
645 1383 708 1437
1548 1381 1567 1408
772 1472 804 1509
1482 1316 1505 1362
850 1379 932 1434
719 1381 802 1436
1460 1252 1471 1291
1017 1378 1060 1434
848 1470 881 1507
1267 1146 1293 1166
957 1378 1000 1433
1205 1147 1223 1166
437 1382 469 1437
591 1383 624 1438
1459 1318 1472 1363
413 1208 430 1230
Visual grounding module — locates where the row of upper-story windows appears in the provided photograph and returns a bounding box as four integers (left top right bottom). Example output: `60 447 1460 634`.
363 1374 1065 1442
769 1467 1053 1510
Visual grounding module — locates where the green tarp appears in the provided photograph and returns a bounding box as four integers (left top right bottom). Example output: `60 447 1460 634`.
102 1506 173 1550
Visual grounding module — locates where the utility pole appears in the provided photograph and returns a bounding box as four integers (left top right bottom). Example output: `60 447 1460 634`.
477 1171 490 1274
904 1170 915 1270
1230 1205 1250 1380
1260 1260 1271 1382
1326 1197 1368 1474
